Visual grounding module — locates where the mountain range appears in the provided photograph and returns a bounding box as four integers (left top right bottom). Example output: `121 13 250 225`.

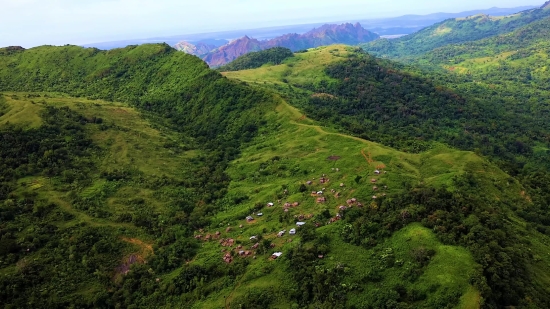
81 6 535 50
175 23 379 67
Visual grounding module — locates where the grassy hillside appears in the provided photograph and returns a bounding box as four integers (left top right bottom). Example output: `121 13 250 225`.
4 90 546 308
361 4 550 59
223 45 550 308
225 45 548 173
0 44 276 308
2 43 550 308
0 93 205 307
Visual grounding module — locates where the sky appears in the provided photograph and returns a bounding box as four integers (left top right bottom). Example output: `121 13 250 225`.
0 0 544 47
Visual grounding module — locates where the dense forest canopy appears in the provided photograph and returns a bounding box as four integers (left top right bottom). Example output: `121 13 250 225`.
218 47 295 71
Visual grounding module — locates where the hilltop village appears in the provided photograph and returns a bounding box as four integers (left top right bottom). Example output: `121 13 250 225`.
192 167 389 264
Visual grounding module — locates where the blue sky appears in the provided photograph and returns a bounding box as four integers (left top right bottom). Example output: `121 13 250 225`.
0 0 544 47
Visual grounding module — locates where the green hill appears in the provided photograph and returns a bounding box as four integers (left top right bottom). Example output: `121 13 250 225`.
224 45 550 174
361 4 550 59
1 43 550 308
224 45 550 308
3 89 544 309
218 47 295 71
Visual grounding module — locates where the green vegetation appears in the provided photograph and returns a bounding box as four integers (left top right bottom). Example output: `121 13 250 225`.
2 16 550 307
224 44 550 307
361 5 550 59
218 47 295 71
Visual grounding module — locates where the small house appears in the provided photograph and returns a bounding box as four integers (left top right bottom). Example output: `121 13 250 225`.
246 216 254 222
306 181 313 185
289 228 296 235
373 186 378 191
374 170 381 175
317 191 323 195
371 179 377 183
271 252 283 259
267 202 274 207
296 222 306 226
316 197 327 203
292 202 300 207
257 213 263 216
250 236 257 241
277 230 286 237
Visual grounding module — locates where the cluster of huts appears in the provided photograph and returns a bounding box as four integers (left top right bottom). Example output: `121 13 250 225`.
198 167 389 264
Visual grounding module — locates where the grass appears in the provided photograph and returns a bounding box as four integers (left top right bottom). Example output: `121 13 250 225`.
197 46 548 307
1 88 538 308
0 94 43 128
222 45 353 86
432 25 452 36
183 96 492 308
0 91 199 243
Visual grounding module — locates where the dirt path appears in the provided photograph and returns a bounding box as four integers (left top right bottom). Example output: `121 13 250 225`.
361 149 374 165
291 121 370 144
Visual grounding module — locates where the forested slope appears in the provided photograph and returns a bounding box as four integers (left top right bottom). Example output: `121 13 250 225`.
361 3 550 59
0 44 276 308
218 47 295 71
0 44 273 150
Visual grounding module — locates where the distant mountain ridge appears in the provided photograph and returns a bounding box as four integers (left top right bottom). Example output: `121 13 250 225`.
361 2 550 59
173 41 217 56
175 23 379 67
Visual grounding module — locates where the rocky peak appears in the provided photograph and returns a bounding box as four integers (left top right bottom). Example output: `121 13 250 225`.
176 23 379 67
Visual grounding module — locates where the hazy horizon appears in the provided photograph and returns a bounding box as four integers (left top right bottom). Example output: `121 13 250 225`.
0 0 545 48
